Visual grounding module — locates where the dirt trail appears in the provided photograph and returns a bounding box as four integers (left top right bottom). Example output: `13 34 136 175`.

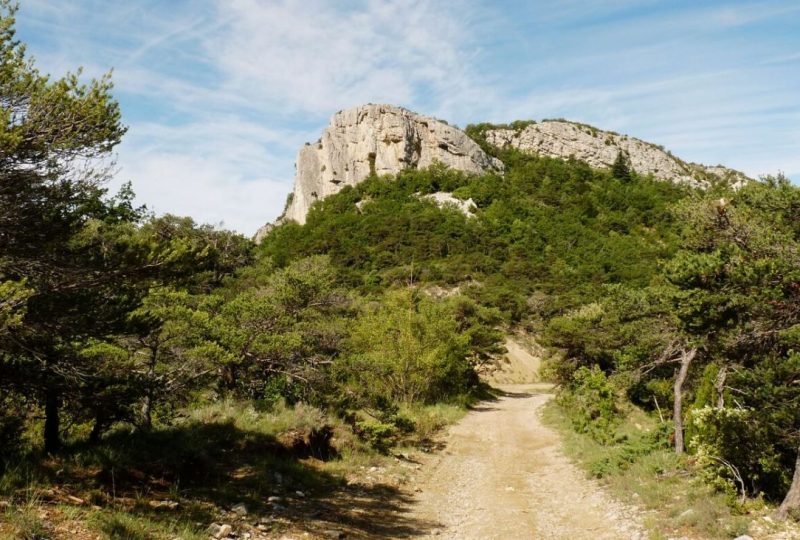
407 338 646 539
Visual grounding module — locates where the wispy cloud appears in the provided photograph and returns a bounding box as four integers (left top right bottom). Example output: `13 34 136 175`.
204 0 487 116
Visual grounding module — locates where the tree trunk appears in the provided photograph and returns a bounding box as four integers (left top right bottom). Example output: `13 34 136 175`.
140 394 152 431
44 389 60 453
140 344 157 430
220 364 237 392
779 445 800 519
673 347 697 454
714 365 727 409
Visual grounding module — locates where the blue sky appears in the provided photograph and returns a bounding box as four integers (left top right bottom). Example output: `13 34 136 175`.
16 0 800 234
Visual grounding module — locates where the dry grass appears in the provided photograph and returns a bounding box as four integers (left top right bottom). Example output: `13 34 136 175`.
0 398 468 539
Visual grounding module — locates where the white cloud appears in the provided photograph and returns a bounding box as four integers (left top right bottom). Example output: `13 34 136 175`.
206 0 484 115
110 115 306 235
113 151 290 235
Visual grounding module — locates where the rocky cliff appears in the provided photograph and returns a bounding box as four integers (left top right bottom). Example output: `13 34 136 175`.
282 104 503 224
483 121 749 188
256 106 751 240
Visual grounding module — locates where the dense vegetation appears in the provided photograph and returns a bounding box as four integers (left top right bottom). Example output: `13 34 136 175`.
0 7 502 535
2 2 800 536
262 122 800 519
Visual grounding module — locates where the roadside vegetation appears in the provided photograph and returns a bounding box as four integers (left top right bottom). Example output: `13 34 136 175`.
540 174 800 523
542 393 760 538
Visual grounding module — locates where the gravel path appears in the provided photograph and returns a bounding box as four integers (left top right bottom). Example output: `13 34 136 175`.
408 383 646 539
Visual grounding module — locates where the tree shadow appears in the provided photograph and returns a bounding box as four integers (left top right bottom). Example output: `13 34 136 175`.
20 420 440 538
495 390 534 399
467 404 499 412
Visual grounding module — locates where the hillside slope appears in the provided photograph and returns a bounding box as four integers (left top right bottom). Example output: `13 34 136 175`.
281 104 503 225
257 104 751 240
480 120 749 188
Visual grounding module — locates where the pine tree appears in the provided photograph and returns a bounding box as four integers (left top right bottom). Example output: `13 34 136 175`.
611 150 632 182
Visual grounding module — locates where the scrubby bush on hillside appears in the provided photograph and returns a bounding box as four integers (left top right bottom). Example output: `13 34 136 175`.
557 366 620 444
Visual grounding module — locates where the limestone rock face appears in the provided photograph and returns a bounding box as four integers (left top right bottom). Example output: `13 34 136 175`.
485 121 749 188
421 192 477 218
253 222 273 244
283 104 503 224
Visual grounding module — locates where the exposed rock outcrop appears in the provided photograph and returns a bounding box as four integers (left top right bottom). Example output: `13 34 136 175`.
253 222 274 244
254 107 752 242
421 192 477 217
484 121 749 188
283 104 503 224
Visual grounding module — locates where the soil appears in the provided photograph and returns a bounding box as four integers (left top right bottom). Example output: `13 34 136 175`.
406 383 646 539
481 336 543 385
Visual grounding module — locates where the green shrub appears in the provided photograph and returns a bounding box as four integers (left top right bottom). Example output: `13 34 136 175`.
337 289 472 406
690 406 786 503
355 420 398 453
558 365 619 444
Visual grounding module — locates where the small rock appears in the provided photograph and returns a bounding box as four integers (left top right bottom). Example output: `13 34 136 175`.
149 499 179 510
321 530 346 539
215 524 233 538
733 537 754 540
295 490 305 498
272 504 288 512
267 496 283 503
231 502 248 515
206 523 223 537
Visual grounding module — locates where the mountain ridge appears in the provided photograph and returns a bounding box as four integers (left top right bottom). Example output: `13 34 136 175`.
477 119 749 189
256 104 751 240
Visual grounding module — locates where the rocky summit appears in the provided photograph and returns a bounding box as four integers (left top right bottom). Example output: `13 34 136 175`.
260 104 750 238
483 120 749 189
282 104 503 225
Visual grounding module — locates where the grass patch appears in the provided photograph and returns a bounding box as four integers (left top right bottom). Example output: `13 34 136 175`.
541 400 753 539
89 509 206 540
401 403 467 443
0 398 469 538
2 502 48 540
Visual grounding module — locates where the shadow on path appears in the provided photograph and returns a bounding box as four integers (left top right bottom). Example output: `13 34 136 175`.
7 420 441 539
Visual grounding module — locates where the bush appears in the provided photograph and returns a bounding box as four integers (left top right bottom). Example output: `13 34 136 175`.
337 289 472 406
355 420 398 453
558 365 619 444
689 406 786 503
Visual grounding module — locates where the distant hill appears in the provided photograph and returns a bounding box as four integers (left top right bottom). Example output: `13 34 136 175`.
256 104 750 239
